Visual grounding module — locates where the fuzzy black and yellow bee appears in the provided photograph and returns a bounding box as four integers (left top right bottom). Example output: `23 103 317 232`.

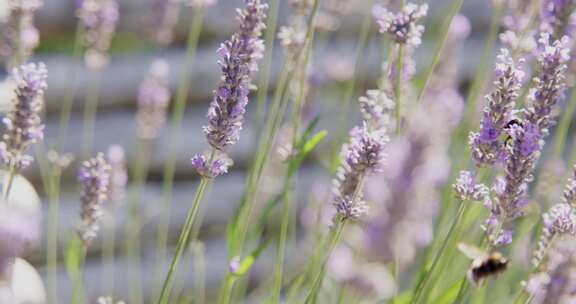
458 243 509 285
503 118 523 146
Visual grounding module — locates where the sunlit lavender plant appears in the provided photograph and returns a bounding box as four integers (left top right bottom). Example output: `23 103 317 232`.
482 33 570 246
77 153 111 247
0 63 47 175
194 0 268 176
77 0 119 69
372 2 428 47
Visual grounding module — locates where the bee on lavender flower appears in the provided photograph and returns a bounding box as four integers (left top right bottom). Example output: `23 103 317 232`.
503 118 523 147
458 243 509 285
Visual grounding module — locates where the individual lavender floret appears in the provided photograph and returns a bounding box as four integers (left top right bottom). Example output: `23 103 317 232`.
333 123 388 220
469 48 525 167
77 0 119 69
106 145 127 205
372 3 428 47
78 153 111 246
0 204 39 278
191 151 232 178
0 63 47 170
203 0 268 151
454 171 490 202
136 59 171 140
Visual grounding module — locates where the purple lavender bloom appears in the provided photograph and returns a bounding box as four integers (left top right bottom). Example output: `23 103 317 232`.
525 33 570 134
0 204 39 278
487 34 569 226
0 1 42 67
203 0 267 151
0 63 47 170
563 166 576 207
191 152 232 178
149 0 180 46
77 0 119 69
136 59 171 140
333 123 388 220
372 3 428 47
454 170 489 202
541 0 576 36
470 48 524 167
78 153 111 246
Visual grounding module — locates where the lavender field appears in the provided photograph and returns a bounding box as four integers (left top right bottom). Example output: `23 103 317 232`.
1 0 576 303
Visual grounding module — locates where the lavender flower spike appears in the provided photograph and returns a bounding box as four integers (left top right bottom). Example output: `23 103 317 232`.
77 0 119 69
0 0 42 67
333 123 388 220
203 0 268 151
106 145 127 205
78 153 111 246
470 48 524 166
136 59 171 140
372 2 428 47
533 203 576 267
0 62 47 170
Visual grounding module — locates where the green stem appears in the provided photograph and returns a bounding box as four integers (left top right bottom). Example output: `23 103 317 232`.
255 0 280 131
81 70 102 159
156 177 211 304
416 0 464 102
412 202 467 304
552 88 576 158
192 241 207 304
3 163 16 200
126 138 152 304
453 277 469 304
46 171 61 304
155 6 205 284
305 219 346 304
57 22 84 150
71 243 87 304
102 211 117 297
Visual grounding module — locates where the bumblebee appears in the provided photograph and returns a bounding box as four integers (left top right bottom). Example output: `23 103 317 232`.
458 243 509 285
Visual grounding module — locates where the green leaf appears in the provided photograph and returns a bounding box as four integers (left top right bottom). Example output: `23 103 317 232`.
432 278 465 303
231 239 271 279
302 130 328 156
295 116 321 150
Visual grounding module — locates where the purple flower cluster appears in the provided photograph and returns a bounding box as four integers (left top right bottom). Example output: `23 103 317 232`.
78 153 111 246
541 0 576 36
470 49 525 167
77 0 119 69
0 0 42 67
196 0 267 176
372 3 428 47
0 63 47 170
136 59 171 140
0 204 39 278
333 123 388 220
526 235 576 304
191 151 231 178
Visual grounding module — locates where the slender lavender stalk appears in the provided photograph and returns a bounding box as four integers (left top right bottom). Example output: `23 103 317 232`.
0 62 47 198
373 2 428 132
77 153 111 247
0 0 42 67
469 48 525 167
158 2 267 303
77 0 119 70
